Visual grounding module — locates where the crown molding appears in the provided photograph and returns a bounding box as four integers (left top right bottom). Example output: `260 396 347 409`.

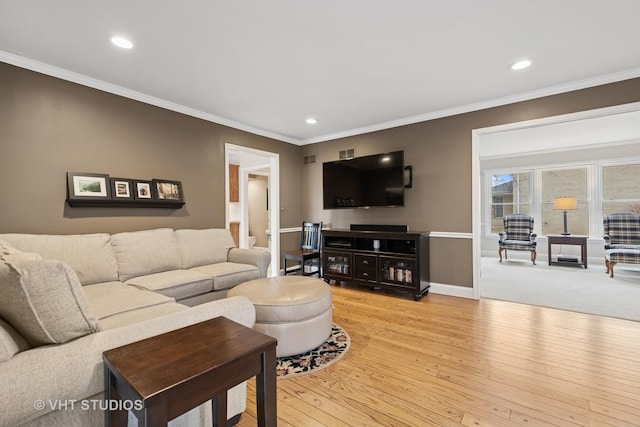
0 50 299 145
4 50 640 147
300 67 640 145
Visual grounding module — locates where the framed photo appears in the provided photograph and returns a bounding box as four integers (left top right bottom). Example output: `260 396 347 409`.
153 179 184 202
67 172 111 201
110 178 134 200
133 180 154 200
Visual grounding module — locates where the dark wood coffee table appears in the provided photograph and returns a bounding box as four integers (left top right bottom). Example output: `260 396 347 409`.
103 316 277 427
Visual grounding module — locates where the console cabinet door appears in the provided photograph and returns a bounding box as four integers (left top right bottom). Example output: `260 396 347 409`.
324 250 352 279
354 254 378 284
379 256 415 288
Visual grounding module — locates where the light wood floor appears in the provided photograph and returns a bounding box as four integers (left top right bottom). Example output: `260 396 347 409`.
237 284 640 426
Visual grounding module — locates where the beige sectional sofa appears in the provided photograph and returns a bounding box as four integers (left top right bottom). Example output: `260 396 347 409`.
0 228 271 427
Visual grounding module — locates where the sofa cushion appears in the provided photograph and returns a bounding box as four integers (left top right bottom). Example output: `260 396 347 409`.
110 228 181 282
125 269 213 300
0 233 118 285
192 262 261 291
82 281 175 320
0 239 21 256
98 302 188 330
175 228 235 269
0 253 100 346
0 318 31 362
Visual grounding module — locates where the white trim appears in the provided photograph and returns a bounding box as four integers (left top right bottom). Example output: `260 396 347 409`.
301 70 640 145
280 227 302 234
429 231 472 239
4 50 640 146
225 143 280 277
473 102 640 300
0 50 299 145
429 282 475 299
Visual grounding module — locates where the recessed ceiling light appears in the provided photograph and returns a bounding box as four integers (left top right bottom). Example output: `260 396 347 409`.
305 118 318 125
510 59 532 71
110 36 133 49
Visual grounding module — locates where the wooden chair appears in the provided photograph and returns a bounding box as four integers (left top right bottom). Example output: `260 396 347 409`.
283 222 322 276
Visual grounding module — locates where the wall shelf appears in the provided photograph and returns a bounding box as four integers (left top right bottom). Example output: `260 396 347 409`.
66 199 185 208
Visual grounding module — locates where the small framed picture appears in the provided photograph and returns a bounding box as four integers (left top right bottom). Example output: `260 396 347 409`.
67 172 111 201
153 179 184 202
134 180 154 200
110 178 134 200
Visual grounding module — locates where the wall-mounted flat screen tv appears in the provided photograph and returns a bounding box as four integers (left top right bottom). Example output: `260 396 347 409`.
323 151 405 209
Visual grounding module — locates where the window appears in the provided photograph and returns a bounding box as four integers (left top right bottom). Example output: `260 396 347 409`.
541 167 589 235
490 173 531 234
603 164 640 215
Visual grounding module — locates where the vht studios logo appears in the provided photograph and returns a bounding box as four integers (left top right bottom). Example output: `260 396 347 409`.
34 399 143 411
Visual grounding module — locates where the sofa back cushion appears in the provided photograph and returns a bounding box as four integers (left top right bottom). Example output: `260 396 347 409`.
175 228 235 269
0 233 118 285
0 252 100 347
0 318 31 362
110 228 181 282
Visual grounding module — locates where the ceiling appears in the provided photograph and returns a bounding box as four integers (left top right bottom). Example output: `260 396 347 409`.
2 1 640 146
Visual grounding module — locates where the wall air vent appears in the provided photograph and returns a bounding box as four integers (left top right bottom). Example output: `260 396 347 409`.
339 148 355 160
303 155 316 165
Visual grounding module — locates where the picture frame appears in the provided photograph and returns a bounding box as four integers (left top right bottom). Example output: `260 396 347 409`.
133 180 154 200
67 172 111 201
110 177 134 200
152 179 184 202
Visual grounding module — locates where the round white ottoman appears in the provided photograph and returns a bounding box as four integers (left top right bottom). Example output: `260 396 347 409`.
228 276 332 357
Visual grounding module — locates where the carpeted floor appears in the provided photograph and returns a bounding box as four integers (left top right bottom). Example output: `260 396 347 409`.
275 324 350 379
480 256 640 321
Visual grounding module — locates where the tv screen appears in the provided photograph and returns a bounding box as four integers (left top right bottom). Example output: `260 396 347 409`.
323 151 405 209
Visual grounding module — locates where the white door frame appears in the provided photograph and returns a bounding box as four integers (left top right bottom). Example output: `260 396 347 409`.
225 143 280 277
472 101 640 299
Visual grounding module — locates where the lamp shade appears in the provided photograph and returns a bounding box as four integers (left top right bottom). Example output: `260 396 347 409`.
553 197 577 210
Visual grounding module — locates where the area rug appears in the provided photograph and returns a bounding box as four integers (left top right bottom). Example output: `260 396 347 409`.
275 323 350 379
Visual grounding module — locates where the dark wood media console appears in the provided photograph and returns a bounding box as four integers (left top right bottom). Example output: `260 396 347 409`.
322 229 429 301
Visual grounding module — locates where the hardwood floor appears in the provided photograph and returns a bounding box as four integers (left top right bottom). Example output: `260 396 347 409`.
237 284 640 426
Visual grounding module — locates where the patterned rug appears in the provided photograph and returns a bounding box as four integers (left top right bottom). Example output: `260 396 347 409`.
275 324 350 379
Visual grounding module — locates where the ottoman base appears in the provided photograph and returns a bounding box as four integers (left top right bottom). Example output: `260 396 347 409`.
254 307 332 357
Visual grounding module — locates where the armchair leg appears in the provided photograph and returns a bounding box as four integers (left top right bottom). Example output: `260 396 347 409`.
605 259 616 278
531 251 536 265
498 248 503 262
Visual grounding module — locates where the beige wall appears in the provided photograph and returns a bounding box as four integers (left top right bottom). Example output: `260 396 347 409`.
302 78 640 288
0 62 301 235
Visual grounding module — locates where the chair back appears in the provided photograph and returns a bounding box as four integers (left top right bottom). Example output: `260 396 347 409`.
503 214 534 241
603 213 640 245
300 222 322 251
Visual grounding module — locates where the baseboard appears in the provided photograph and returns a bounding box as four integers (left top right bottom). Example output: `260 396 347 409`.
429 282 475 299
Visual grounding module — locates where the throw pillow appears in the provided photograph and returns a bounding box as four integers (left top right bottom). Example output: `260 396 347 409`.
0 252 100 346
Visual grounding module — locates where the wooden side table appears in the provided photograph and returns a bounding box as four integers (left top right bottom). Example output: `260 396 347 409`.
103 316 277 427
547 235 588 268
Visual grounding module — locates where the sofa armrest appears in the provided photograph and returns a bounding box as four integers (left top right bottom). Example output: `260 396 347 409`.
0 296 255 427
228 247 271 277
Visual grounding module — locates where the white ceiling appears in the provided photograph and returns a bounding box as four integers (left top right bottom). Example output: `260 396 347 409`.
2 1 640 145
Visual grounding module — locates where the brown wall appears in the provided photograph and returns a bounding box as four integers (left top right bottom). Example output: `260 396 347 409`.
0 63 302 235
3 59 640 289
303 78 640 288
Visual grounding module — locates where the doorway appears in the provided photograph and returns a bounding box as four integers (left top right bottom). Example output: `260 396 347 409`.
225 143 280 277
471 101 640 319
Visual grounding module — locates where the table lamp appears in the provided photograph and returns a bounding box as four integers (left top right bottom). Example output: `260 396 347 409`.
554 197 577 235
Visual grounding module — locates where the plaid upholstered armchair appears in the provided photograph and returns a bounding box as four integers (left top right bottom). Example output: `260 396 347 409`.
498 214 537 265
603 212 640 278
